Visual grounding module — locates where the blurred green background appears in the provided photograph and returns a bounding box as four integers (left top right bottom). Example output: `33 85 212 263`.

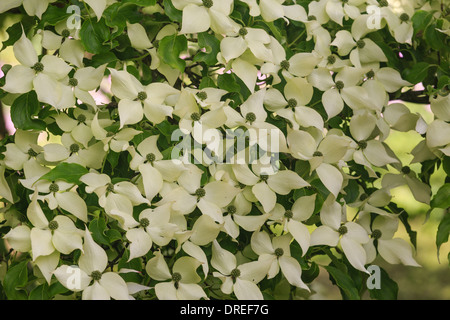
0 14 449 300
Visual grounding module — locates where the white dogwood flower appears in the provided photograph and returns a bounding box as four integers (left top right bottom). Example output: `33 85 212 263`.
146 252 206 300
3 34 73 109
0 0 56 18
358 212 421 267
126 203 178 261
232 164 309 213
109 69 179 127
211 240 271 299
173 0 239 35
251 231 310 291
54 228 130 300
310 196 370 273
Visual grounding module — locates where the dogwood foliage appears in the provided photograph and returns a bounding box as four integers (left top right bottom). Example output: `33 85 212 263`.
0 0 448 300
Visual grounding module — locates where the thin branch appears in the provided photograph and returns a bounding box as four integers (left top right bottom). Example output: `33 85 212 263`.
389 90 430 104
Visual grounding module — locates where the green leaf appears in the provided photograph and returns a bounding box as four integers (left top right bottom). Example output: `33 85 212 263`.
403 62 431 84
10 91 46 131
1 17 34 51
424 22 446 50
89 217 111 246
368 267 399 300
431 184 450 209
411 10 434 34
123 0 156 5
325 265 360 300
163 0 183 22
199 77 216 89
158 34 188 72
194 32 220 66
80 18 110 54
301 262 320 284
443 157 450 177
217 73 241 93
436 212 450 258
3 260 29 300
39 5 71 26
29 283 51 300
39 163 89 185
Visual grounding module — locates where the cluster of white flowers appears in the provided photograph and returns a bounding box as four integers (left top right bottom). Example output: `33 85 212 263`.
0 0 448 300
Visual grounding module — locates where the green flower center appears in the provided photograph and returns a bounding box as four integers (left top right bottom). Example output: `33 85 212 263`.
32 62 44 73
106 183 115 193
61 29 71 38
146 153 156 163
327 55 336 65
196 91 208 101
275 248 284 258
338 225 348 236
70 143 80 153
313 151 323 157
245 112 257 123
366 70 375 79
230 268 241 280
307 15 317 21
357 140 368 150
372 229 382 240
280 60 290 71
172 272 182 283
190 112 201 122
69 78 78 87
48 220 59 231
284 210 293 219
400 13 409 22
227 205 237 214
288 98 298 109
195 188 206 198
401 166 411 174
49 183 60 193
260 174 269 182
356 39 366 49
140 218 150 228
239 28 248 37
335 81 345 90
378 0 389 7
28 148 38 157
138 91 148 101
91 270 102 281
202 0 213 8
77 114 87 123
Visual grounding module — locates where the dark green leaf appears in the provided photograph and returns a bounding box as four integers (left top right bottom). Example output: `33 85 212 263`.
89 217 111 246
10 91 46 131
436 212 450 258
412 10 434 34
194 32 220 66
29 283 51 300
403 62 431 84
431 184 450 209
163 0 183 22
4 260 29 300
158 34 188 72
123 0 156 5
80 18 110 54
368 267 399 300
39 163 89 185
1 17 34 51
325 265 360 300
217 73 241 93
424 22 446 50
39 5 71 26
